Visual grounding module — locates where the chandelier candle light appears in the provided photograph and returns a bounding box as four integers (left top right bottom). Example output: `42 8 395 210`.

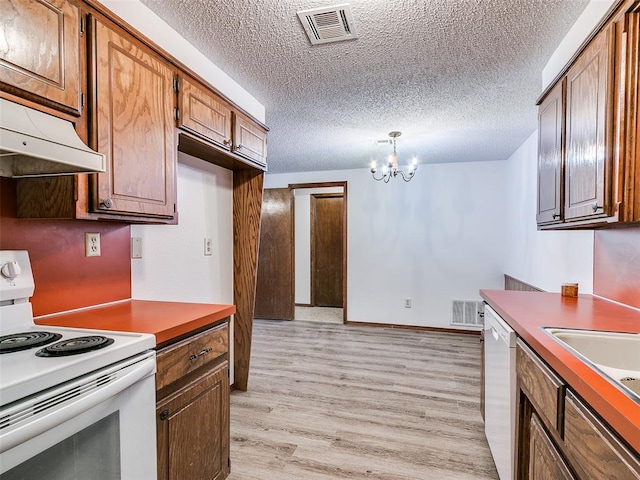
370 131 418 182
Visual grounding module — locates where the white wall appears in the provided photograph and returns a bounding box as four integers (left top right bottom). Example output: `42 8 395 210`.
506 0 614 291
265 161 507 329
96 0 265 123
293 187 343 305
503 132 594 292
131 154 235 378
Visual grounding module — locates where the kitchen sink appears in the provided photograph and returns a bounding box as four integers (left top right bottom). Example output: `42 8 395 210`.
544 328 640 401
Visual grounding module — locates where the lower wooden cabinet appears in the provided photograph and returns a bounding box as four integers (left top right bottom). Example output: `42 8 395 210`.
155 322 230 480
516 339 640 480
528 413 575 480
156 363 229 480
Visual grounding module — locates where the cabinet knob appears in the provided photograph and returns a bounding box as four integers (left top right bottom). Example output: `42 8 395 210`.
592 203 602 212
159 409 169 421
101 198 114 209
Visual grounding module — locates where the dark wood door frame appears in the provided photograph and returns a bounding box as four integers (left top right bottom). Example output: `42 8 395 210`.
289 182 348 323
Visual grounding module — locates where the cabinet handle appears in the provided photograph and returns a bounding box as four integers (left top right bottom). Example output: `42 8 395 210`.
223 138 232 148
159 409 169 421
592 203 602 212
237 143 244 150
101 198 114 209
552 213 560 219
188 347 213 361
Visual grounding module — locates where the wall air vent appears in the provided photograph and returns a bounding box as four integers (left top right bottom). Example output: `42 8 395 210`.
297 4 358 45
451 300 484 329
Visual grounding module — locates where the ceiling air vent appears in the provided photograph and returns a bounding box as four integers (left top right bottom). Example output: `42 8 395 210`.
297 4 358 45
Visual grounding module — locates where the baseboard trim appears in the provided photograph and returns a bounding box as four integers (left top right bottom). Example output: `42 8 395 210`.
345 320 480 335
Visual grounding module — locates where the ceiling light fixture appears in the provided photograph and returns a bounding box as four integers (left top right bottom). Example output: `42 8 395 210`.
370 131 418 183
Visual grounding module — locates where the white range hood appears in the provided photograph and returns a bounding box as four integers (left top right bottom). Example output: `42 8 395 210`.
0 98 105 178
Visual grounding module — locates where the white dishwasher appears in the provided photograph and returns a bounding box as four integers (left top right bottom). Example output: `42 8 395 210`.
483 304 517 480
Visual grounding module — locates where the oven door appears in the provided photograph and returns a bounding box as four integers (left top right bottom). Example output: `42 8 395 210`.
0 352 157 480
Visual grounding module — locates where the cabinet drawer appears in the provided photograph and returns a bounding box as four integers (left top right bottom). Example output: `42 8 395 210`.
564 391 640 480
516 340 565 434
156 323 228 391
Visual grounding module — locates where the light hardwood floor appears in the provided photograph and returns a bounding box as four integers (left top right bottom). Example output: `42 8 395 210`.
228 320 498 480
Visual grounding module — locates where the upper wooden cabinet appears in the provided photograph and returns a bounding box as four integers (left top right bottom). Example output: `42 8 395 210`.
233 112 268 167
537 2 640 229
177 75 233 150
537 79 565 225
0 0 82 115
12 0 267 222
564 24 615 223
177 75 268 169
90 16 176 219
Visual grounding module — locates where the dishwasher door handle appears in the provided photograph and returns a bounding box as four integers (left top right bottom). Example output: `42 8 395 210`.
492 327 500 341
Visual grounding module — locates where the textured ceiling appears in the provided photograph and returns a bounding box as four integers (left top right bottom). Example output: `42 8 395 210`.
140 0 589 173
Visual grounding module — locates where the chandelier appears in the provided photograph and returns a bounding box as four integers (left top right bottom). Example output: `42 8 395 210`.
370 131 418 183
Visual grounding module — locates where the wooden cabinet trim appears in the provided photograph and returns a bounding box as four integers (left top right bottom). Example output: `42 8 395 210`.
516 339 566 435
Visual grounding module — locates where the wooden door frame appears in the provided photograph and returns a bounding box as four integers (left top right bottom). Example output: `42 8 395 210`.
310 193 344 307
289 182 347 323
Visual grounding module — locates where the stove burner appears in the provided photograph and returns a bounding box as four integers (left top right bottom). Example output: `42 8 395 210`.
0 332 63 354
36 336 114 357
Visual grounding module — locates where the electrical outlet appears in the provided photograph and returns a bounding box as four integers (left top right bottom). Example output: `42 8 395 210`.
404 298 412 308
204 238 213 256
85 233 101 257
131 237 142 259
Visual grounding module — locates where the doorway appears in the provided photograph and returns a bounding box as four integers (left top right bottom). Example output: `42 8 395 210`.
311 193 343 308
254 182 347 323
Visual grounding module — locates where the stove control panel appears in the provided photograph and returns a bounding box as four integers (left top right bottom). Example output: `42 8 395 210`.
0 251 34 302
1 260 22 280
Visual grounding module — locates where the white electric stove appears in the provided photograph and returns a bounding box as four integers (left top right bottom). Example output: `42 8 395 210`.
0 250 158 479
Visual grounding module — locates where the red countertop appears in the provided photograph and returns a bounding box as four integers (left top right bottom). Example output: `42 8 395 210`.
480 289 640 454
35 300 236 346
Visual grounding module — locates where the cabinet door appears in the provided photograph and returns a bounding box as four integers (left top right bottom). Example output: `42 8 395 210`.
91 17 176 219
537 79 565 225
564 24 615 222
233 113 267 167
157 364 230 480
0 0 81 115
564 392 640 480
178 76 233 149
529 413 575 480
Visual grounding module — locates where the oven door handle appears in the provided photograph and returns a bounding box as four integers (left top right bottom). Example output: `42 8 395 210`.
1 355 155 453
